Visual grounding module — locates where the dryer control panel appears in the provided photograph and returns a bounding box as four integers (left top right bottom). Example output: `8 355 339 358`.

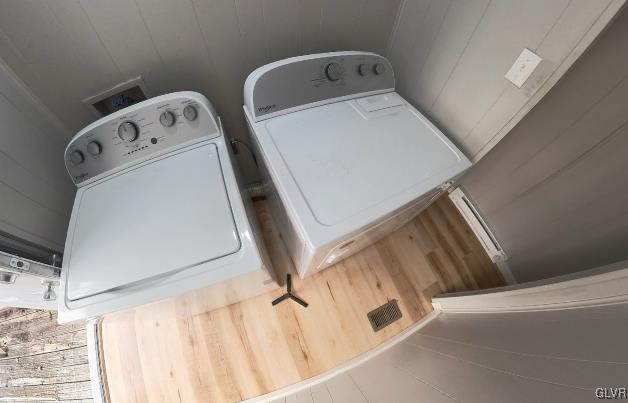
244 51 395 122
65 92 219 186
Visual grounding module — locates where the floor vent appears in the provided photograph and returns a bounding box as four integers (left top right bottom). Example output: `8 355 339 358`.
367 299 402 332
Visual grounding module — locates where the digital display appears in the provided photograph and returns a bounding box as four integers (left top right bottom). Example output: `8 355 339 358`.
92 86 147 116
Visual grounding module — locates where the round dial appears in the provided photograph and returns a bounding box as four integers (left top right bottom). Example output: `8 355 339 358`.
118 121 139 142
69 150 84 165
183 105 198 121
86 141 102 156
159 110 176 127
358 63 371 76
325 62 343 81
373 63 386 75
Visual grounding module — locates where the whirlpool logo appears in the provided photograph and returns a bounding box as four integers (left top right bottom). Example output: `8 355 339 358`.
257 104 276 113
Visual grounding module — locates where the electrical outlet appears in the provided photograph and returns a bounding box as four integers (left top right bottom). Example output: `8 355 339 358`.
10 257 30 271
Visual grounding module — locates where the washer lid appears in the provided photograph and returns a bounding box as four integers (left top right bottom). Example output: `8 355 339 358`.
265 93 468 227
65 144 240 301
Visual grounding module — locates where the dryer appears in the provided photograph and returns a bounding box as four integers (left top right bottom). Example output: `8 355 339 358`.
60 92 275 322
244 52 471 278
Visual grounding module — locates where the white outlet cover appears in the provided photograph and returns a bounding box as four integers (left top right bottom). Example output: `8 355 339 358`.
505 48 542 88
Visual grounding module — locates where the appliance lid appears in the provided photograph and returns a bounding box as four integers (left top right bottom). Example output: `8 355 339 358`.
265 93 468 227
65 143 240 301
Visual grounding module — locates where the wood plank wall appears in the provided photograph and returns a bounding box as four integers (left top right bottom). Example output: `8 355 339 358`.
0 60 75 251
0 0 402 184
458 6 628 282
0 308 92 402
387 0 624 161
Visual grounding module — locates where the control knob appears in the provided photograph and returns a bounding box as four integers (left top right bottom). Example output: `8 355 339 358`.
325 62 343 82
86 141 102 156
69 150 84 165
159 110 176 127
183 105 198 121
358 63 371 76
373 63 386 75
118 121 139 142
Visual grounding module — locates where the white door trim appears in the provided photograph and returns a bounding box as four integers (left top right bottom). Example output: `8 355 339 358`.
86 318 108 403
432 259 628 313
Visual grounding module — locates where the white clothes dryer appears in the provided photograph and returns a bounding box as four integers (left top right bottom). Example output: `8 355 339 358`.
244 52 471 278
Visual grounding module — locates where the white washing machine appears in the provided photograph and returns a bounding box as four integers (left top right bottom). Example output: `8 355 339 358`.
244 51 471 278
59 92 276 322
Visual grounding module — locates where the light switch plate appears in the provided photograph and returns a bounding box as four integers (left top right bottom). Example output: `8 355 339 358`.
505 48 542 88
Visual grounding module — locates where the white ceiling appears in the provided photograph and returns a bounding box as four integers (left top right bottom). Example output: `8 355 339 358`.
0 0 401 182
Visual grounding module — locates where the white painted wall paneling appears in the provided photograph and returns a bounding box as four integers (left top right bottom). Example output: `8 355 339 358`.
387 0 625 162
0 0 402 184
458 7 628 282
0 58 74 251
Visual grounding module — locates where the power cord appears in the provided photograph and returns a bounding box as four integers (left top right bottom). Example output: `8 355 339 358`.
229 138 258 167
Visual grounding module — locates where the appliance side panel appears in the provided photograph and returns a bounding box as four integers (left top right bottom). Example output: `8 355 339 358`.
306 188 444 276
247 118 307 275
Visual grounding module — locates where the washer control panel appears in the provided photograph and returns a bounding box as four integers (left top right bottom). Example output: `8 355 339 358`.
245 52 394 121
65 93 219 185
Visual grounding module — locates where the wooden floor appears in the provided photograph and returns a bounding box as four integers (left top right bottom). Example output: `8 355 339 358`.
0 307 92 402
99 196 504 403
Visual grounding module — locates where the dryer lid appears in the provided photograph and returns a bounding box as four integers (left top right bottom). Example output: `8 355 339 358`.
65 144 240 301
265 93 469 227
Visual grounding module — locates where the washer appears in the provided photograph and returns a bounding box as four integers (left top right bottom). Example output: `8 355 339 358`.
59 92 276 322
244 52 471 278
